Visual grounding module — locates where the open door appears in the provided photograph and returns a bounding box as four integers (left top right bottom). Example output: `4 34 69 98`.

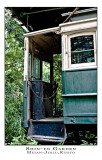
31 57 53 120
23 27 67 142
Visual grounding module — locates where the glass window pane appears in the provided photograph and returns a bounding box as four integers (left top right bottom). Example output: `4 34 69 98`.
71 35 95 64
42 61 50 83
34 57 40 79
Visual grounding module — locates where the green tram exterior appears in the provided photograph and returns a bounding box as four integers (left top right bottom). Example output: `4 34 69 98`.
22 8 97 142
62 68 97 124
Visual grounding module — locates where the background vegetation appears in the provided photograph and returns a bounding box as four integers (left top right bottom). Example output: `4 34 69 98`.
5 9 36 144
5 9 97 145
53 54 63 115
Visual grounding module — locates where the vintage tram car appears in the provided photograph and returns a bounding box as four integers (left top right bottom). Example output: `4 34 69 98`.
22 8 97 142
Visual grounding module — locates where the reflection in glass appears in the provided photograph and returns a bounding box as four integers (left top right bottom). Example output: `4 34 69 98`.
71 35 95 64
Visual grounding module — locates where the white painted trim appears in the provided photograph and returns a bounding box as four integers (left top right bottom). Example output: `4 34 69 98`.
68 31 96 39
24 37 31 120
60 18 97 35
60 17 97 28
23 26 60 37
62 65 97 72
61 35 64 71
24 37 29 80
62 35 69 71
68 32 96 69
62 93 97 96
61 18 97 71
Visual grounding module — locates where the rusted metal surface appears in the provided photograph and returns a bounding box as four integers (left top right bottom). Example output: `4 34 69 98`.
28 118 67 142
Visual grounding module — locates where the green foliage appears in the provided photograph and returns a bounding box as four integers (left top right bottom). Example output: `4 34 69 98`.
5 9 26 144
10 135 38 145
5 10 25 47
80 131 97 145
85 131 96 139
57 142 64 145
5 95 25 143
5 9 38 145
81 139 97 145
42 61 50 83
53 54 63 115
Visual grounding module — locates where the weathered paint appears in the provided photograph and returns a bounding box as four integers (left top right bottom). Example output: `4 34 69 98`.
24 37 29 81
28 118 66 142
63 96 97 116
31 80 53 120
62 68 97 94
60 18 97 37
22 81 28 127
62 68 97 124
64 116 97 124
23 37 29 127
69 12 97 22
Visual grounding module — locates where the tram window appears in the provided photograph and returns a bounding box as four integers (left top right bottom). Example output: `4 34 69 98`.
42 61 50 83
34 57 40 79
71 35 95 64
67 32 97 69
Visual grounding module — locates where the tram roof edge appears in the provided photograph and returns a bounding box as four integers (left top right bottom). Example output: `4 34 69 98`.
23 26 60 37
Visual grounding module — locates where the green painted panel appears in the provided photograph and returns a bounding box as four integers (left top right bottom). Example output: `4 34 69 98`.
64 116 97 124
22 81 28 128
63 96 97 117
62 68 97 124
62 68 97 94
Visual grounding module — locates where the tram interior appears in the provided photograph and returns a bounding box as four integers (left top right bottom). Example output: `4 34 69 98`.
28 32 62 121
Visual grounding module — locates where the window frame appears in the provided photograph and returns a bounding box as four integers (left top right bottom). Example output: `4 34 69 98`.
68 31 96 69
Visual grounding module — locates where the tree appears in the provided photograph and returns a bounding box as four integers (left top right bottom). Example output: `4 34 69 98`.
5 9 26 143
53 54 63 115
5 9 63 144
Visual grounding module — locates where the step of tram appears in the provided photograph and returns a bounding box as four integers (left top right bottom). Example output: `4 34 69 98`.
28 118 67 142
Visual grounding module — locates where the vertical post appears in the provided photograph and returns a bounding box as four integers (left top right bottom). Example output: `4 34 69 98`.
50 55 53 84
40 58 42 80
31 51 34 79
24 37 29 81
50 55 53 116
61 34 68 71
23 37 29 128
